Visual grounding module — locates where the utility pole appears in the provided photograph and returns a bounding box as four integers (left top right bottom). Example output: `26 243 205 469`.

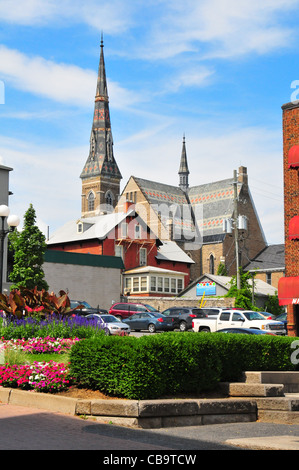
223 170 248 291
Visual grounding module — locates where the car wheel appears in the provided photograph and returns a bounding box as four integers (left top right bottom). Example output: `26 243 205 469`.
179 321 187 332
148 323 156 333
200 327 210 333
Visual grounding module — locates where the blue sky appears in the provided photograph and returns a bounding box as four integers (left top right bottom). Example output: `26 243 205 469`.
0 0 298 245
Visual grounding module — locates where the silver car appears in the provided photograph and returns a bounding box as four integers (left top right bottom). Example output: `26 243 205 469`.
86 313 130 336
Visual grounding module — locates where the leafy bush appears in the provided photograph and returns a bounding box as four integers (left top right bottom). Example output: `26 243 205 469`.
69 332 222 399
199 333 298 382
69 332 299 400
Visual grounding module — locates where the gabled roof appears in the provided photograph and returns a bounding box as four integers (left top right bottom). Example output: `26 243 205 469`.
47 210 135 245
178 273 278 298
244 244 285 272
133 175 241 239
156 240 195 264
123 266 188 276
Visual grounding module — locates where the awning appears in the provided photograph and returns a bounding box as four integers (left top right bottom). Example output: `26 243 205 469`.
289 216 299 240
278 276 299 305
288 145 299 169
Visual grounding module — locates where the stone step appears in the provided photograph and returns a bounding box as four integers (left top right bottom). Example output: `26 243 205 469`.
220 382 285 397
257 409 299 425
242 371 299 393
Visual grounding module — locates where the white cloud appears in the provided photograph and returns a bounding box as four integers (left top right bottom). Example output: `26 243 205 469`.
130 0 299 60
1 1 297 61
0 45 142 109
0 0 134 33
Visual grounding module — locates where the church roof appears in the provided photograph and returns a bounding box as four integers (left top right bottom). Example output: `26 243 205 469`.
133 175 240 240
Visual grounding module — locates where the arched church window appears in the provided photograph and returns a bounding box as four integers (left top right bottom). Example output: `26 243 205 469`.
106 191 113 208
88 192 95 211
209 254 215 275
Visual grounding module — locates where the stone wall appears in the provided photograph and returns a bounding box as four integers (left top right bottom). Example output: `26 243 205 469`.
128 296 235 312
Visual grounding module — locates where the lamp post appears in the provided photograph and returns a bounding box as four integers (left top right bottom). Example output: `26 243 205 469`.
0 205 20 294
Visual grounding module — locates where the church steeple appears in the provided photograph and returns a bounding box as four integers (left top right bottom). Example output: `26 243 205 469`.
178 135 189 192
80 36 122 217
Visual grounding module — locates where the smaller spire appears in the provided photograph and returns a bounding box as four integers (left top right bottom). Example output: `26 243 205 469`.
179 135 189 192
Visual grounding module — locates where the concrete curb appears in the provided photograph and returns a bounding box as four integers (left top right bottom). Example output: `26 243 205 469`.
0 387 257 428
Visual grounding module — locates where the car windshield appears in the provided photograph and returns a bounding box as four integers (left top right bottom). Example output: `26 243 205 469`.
103 315 120 323
144 304 159 312
191 309 203 314
135 306 149 312
72 301 92 308
96 315 120 323
276 313 286 321
243 311 268 321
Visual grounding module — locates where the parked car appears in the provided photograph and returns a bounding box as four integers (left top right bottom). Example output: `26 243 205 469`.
197 307 230 317
275 312 288 332
124 312 175 333
85 313 130 335
161 306 208 331
258 311 277 320
216 327 276 335
109 302 159 320
70 300 108 316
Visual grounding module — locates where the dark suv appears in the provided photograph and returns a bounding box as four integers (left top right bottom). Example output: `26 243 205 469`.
109 302 159 320
161 307 208 331
70 300 108 316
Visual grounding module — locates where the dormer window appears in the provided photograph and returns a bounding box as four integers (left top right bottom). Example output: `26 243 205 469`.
77 222 83 233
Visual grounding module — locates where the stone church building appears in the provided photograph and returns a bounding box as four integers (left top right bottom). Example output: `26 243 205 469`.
78 38 267 283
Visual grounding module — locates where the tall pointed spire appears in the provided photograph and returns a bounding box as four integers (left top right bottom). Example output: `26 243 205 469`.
80 36 122 217
178 134 189 192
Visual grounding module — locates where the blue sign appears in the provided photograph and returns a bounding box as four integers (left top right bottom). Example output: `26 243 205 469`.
196 281 216 296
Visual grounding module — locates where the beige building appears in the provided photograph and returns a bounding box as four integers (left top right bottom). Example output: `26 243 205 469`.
115 153 267 283
0 163 13 292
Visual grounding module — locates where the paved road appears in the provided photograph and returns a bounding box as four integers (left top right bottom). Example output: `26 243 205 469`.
2 403 299 452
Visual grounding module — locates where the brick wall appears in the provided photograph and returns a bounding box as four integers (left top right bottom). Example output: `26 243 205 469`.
282 101 299 335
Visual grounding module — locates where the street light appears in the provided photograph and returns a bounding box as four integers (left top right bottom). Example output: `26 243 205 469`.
0 204 20 294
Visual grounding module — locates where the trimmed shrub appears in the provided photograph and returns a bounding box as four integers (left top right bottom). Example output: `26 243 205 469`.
69 332 222 399
212 333 298 381
69 332 299 400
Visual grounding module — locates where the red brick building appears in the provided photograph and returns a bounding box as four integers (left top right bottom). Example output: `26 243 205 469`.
47 205 194 296
278 101 299 336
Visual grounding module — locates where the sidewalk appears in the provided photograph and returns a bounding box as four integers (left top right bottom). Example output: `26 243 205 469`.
2 402 299 450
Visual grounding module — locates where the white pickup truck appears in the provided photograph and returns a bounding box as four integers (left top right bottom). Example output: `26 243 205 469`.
192 309 286 335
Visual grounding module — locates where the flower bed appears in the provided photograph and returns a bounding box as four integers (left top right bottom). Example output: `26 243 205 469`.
1 336 80 354
0 361 73 393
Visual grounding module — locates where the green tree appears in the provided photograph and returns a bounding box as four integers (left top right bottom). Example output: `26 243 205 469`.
8 204 49 290
217 262 228 276
264 293 284 316
225 268 257 310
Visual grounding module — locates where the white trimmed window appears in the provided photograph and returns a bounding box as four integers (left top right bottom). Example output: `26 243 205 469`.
115 244 123 260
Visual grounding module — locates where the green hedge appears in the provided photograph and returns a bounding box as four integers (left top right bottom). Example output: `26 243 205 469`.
69 333 222 399
69 332 299 400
